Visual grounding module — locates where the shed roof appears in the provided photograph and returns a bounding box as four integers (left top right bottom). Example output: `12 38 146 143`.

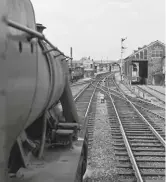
124 40 165 60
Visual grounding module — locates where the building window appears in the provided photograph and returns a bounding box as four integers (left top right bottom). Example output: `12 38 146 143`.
144 49 147 59
140 51 143 59
132 63 137 71
152 50 163 58
136 53 139 59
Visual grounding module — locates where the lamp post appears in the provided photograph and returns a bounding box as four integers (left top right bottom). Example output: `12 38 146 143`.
121 37 127 80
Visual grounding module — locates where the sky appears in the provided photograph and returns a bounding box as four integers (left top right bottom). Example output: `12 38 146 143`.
32 0 165 61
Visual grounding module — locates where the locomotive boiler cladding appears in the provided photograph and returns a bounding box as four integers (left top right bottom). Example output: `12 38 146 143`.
0 0 80 181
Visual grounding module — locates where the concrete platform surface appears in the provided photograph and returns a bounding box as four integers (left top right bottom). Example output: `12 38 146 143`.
10 140 84 182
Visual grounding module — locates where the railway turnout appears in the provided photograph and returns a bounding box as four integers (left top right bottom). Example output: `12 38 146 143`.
83 73 165 182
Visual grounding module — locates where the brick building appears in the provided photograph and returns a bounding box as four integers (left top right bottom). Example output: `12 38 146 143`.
123 40 165 85
80 57 95 77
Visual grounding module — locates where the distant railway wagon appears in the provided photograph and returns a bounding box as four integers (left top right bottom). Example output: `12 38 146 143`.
69 66 84 82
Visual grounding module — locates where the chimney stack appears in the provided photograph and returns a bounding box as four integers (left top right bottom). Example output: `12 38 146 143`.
36 23 46 33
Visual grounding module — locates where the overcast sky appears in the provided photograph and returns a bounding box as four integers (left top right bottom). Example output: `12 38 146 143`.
32 0 165 61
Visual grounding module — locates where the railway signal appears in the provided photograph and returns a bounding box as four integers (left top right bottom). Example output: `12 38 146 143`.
121 37 127 80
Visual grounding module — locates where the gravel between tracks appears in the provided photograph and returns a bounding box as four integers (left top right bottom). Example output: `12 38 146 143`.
71 84 89 97
84 92 118 182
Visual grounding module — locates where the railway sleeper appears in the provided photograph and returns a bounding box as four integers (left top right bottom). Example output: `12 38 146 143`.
115 152 165 157
115 139 160 146
118 171 165 176
127 136 157 139
123 133 155 136
125 131 153 133
118 158 164 162
114 147 165 152
128 140 161 143
114 142 163 147
130 143 163 147
117 163 165 169
113 139 160 142
124 128 150 131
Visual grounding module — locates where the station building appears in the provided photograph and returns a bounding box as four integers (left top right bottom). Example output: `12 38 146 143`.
93 60 116 72
123 40 165 85
80 57 95 78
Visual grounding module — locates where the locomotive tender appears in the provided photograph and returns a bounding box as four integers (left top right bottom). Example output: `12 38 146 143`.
0 0 86 181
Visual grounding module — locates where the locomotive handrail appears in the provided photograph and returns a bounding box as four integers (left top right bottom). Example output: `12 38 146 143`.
43 48 57 54
3 16 44 38
3 17 71 60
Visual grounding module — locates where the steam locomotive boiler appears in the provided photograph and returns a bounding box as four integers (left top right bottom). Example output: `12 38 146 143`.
0 0 87 181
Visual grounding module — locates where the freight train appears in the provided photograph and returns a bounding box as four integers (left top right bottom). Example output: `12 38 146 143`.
0 0 86 181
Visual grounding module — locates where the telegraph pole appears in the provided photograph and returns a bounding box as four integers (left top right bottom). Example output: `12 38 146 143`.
121 37 127 80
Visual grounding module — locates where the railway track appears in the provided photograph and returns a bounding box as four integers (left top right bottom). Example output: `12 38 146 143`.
99 80 165 121
134 85 165 105
111 78 166 120
71 80 91 87
72 73 111 181
121 81 165 107
73 72 165 181
96 75 166 182
108 75 165 136
146 85 165 96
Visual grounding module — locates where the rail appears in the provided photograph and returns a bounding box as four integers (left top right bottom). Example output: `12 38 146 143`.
146 85 165 96
91 83 144 182
93 77 165 181
136 85 165 104
98 83 165 120
111 77 166 146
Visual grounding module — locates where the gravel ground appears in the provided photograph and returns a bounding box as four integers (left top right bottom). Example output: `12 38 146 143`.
83 92 119 182
71 84 89 97
146 112 165 133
